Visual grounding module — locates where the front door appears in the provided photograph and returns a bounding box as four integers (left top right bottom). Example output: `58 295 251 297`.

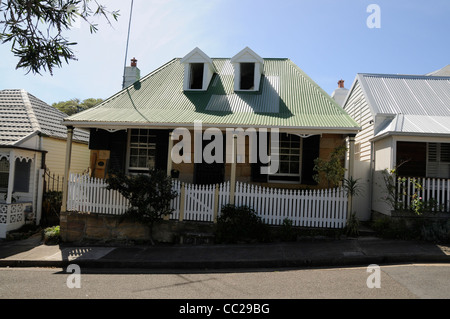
194 134 225 185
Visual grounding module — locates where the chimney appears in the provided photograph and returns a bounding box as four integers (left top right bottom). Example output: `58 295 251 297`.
123 57 141 89
331 79 349 107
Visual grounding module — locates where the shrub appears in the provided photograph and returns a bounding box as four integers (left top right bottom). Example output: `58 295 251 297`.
43 226 60 245
420 220 450 244
278 218 297 242
106 169 178 245
215 205 271 244
345 212 360 237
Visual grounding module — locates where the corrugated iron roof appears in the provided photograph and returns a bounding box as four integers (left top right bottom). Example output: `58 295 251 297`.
375 114 450 137
354 73 450 137
0 89 89 145
64 58 360 132
357 73 450 116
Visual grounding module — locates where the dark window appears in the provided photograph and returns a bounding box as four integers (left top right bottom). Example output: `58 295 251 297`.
396 142 426 177
13 159 30 193
240 63 255 90
189 63 204 89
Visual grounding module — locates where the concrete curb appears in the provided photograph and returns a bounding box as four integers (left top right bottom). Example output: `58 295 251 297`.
1 253 449 270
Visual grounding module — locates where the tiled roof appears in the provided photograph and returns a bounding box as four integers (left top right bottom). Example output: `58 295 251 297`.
0 89 89 145
64 58 360 133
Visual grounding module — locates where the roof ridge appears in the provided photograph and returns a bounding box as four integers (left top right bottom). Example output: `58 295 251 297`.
20 89 41 132
359 72 450 80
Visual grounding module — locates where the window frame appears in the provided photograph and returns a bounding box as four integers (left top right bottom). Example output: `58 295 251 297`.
268 133 303 183
126 129 157 172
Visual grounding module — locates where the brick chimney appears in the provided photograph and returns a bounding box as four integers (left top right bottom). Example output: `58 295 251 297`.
338 79 345 88
123 57 141 89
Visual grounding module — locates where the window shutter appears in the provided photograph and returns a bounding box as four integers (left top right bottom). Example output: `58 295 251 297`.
155 130 170 173
301 135 320 185
108 131 127 174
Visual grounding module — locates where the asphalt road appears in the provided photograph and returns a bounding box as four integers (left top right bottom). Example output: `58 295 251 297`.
0 263 449 300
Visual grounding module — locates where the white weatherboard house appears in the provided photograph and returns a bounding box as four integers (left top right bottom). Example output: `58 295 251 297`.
342 73 450 220
0 89 90 238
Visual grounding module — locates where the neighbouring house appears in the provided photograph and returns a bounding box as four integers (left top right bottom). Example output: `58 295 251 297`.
0 89 90 238
427 65 450 77
342 73 450 220
60 47 361 241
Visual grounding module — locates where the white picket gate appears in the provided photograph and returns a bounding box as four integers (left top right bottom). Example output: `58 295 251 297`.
67 173 348 228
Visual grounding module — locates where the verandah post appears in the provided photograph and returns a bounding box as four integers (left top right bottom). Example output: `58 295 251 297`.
179 182 186 222
229 134 237 205
213 184 219 223
61 126 74 213
347 134 356 216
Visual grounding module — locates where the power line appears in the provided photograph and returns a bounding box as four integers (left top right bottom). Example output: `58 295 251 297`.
122 0 134 89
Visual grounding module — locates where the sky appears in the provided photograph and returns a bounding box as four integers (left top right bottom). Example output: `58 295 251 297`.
0 0 449 106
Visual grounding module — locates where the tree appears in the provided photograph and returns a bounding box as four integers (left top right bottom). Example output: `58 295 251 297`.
0 0 119 75
52 97 102 115
106 169 178 245
313 145 347 188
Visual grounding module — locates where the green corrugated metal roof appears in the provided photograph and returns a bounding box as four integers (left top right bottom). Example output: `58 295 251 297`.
64 58 359 132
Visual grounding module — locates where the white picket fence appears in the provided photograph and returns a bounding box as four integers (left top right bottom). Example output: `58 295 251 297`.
67 173 348 228
397 176 450 212
235 182 347 228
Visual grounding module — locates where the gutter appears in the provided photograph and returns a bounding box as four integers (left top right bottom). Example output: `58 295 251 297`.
370 131 450 143
62 121 361 135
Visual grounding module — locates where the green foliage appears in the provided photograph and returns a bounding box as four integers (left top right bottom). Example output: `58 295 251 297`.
215 205 271 244
420 220 450 244
381 169 443 215
52 98 103 115
43 226 60 245
313 145 347 188
106 169 178 245
343 176 362 198
371 217 411 239
344 212 360 237
42 191 62 226
371 216 450 243
278 218 297 242
380 169 400 210
0 0 119 75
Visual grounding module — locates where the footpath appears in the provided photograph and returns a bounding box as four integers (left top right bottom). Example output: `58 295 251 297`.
0 231 449 270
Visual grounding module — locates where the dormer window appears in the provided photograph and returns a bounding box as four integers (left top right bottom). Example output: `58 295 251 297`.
240 63 255 90
181 47 216 91
189 63 204 90
231 47 264 92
